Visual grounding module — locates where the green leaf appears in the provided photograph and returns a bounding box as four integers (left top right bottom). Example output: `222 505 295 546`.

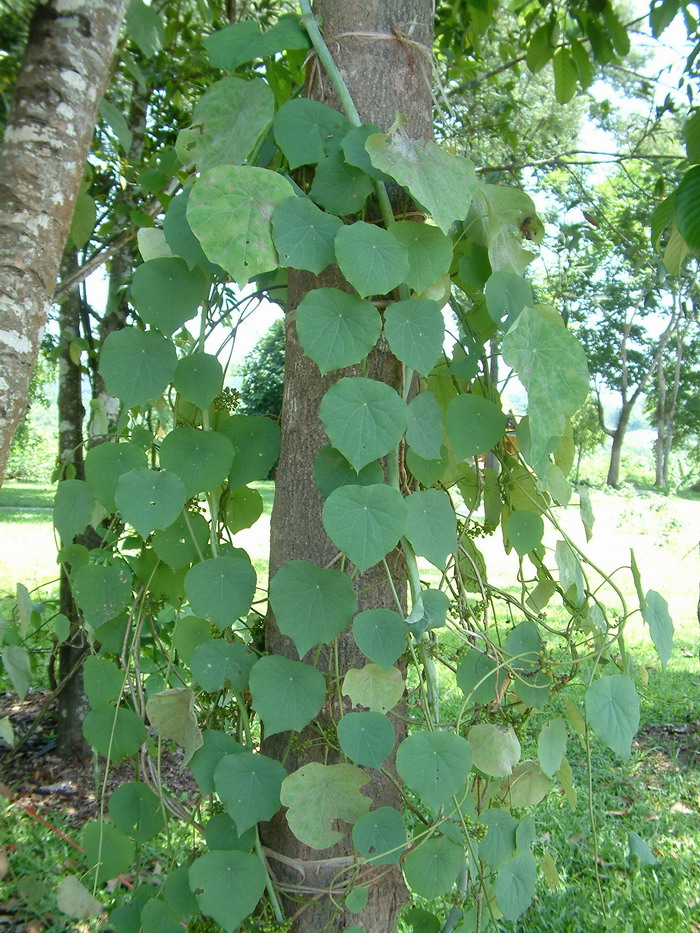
281 762 371 849
553 47 578 104
99 98 132 153
188 165 293 285
191 640 256 692
115 468 186 539
81 820 134 884
272 197 342 274
214 751 286 834
537 718 568 778
314 446 384 498
159 426 233 499
352 608 406 669
445 394 507 460
403 907 441 933
502 306 589 464
319 377 408 472
309 152 374 216
366 131 477 234
505 511 544 558
185 556 256 629
82 707 146 760
204 813 255 853
131 258 209 335
468 724 520 777
72 563 133 628
189 851 266 933
585 674 640 760
146 687 203 764
406 392 444 460
69 191 96 249
249 655 326 735
83 656 123 708
685 110 700 163
337 711 395 769
175 77 273 172
501 760 550 807
269 560 357 657
479 809 518 869
2 646 31 700
352 806 406 865
396 732 472 813
526 23 555 72
54 479 93 543
323 483 407 573
342 663 404 713
163 189 219 272
641 589 674 670
484 271 533 331
99 328 177 410
273 98 352 168
404 489 457 568
335 223 409 297
84 442 147 512
204 16 309 70
408 588 449 638
494 851 537 921
341 122 391 179
456 649 502 706
296 289 381 374
126 0 163 56
224 485 263 535
189 730 243 795
391 221 454 294
172 616 211 666
403 837 463 898
675 166 700 252
217 414 280 489
56 877 102 920
628 831 658 866
383 299 444 376
578 485 595 542
138 899 182 933
345 886 369 914
151 511 209 571
555 539 586 606
109 782 167 843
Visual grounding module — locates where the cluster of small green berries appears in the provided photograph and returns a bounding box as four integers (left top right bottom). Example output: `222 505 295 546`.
244 918 294 933
463 816 488 841
212 386 241 412
187 917 220 932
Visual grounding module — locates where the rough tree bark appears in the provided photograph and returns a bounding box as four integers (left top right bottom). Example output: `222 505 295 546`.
0 0 129 484
262 3 433 931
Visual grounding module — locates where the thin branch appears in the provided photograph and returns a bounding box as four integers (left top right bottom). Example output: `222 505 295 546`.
476 149 683 174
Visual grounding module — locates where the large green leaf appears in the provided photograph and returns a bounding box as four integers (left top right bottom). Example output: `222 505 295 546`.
585 674 640 760
185 556 256 629
309 152 374 216
342 663 404 713
445 394 507 460
99 328 177 410
159 426 233 499
323 483 407 573
314 446 384 498
217 414 280 488
3 646 30 701
188 165 293 284
108 782 167 843
366 131 477 234
249 655 326 735
391 221 454 293
146 687 203 764
130 258 209 335
396 732 472 813
456 649 502 706
81 820 134 884
406 392 444 460
175 77 273 172
273 98 352 168
479 809 518 869
214 751 285 834
163 188 217 271
115 468 186 539
269 559 357 657
281 762 370 849
151 510 210 571
203 15 309 70
404 488 457 568
271 197 342 274
403 837 463 898
189 730 243 795
189 851 266 933
553 47 578 104
54 479 93 543
334 224 408 301
225 486 264 534
82 707 146 760
83 656 123 708
383 299 444 375
642 589 674 670
484 271 533 331
352 608 406 669
352 807 407 865
203 813 255 854
190 640 256 692
505 510 544 558
72 563 133 628
468 724 520 777
319 377 408 472
337 711 395 769
296 288 381 374
537 717 568 778
502 306 589 464
84 442 147 512
494 851 537 921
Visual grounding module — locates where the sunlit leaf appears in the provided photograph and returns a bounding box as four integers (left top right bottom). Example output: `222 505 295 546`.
585 674 640 760
296 288 381 374
396 732 472 813
323 483 407 573
281 762 370 849
342 663 404 713
335 222 409 297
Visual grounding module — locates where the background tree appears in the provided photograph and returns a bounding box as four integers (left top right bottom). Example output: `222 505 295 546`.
239 318 285 417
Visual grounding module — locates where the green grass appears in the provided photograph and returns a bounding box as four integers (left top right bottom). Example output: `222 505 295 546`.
0 481 54 509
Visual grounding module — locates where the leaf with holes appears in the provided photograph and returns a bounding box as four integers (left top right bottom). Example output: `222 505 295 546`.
281 762 370 850
99 328 177 410
151 511 210 571
273 98 352 168
269 560 357 657
337 711 395 769
189 851 266 933
585 674 640 760
296 288 381 374
115 468 186 539
335 223 409 297
249 655 326 736
352 807 407 865
185 556 256 629
342 664 404 713
272 197 342 274
214 751 286 834
191 640 256 692
485 271 533 330
72 563 133 628
323 483 407 573
172 353 224 409
396 732 472 813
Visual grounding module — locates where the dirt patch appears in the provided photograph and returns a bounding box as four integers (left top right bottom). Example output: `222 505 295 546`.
638 720 700 770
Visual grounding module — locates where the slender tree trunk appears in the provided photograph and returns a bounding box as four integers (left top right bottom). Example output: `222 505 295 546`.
661 330 684 487
263 3 433 931
0 0 128 484
606 404 632 487
655 359 666 487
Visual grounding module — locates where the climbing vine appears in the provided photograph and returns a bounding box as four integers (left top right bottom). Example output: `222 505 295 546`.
1 6 675 933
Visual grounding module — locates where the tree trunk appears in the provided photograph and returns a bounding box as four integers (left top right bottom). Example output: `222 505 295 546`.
263 3 433 931
655 358 666 487
0 0 128 484
606 404 632 487
661 330 684 487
